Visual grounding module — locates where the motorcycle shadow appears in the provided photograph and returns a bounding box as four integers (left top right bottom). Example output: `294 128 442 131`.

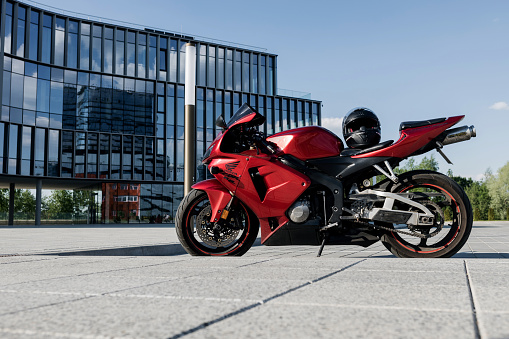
39 243 188 257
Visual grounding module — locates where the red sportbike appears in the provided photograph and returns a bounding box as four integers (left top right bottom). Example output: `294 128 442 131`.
176 103 476 258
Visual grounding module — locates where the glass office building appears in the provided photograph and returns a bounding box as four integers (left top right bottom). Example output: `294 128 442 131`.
0 0 321 223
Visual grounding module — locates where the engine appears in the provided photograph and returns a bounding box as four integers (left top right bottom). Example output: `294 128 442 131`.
287 199 311 223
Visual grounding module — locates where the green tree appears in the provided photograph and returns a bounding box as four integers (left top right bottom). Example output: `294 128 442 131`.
473 208 481 221
396 154 439 174
15 190 36 219
374 155 440 184
0 189 36 219
488 208 495 221
0 188 8 214
72 190 95 213
45 190 74 219
395 154 438 174
486 162 509 220
465 180 491 220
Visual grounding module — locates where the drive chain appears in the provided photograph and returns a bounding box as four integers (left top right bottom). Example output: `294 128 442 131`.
348 201 445 239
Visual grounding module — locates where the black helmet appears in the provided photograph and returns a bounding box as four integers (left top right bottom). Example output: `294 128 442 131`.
342 107 381 149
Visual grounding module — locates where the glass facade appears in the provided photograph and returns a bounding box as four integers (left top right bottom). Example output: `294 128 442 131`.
0 0 321 223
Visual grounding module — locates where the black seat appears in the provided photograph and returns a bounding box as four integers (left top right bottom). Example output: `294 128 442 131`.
399 118 446 131
340 140 394 157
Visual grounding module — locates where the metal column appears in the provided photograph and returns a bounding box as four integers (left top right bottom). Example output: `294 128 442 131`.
184 42 196 196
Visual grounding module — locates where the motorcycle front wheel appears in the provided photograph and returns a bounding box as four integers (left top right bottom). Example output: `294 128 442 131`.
380 171 473 258
175 189 259 256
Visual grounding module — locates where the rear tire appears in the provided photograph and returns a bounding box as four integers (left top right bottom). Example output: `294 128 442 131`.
380 171 473 258
175 189 259 256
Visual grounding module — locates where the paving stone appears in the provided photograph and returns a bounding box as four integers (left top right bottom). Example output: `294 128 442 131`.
0 222 507 338
184 303 477 339
119 276 305 302
478 312 509 339
271 280 473 312
0 296 254 338
0 290 82 316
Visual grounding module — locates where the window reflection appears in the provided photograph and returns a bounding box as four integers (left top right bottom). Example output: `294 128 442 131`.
169 39 177 82
138 33 147 77
80 23 90 70
29 11 39 61
92 35 102 72
4 3 13 54
41 15 52 63
54 18 65 66
16 6 26 57
127 32 135 76
208 46 215 88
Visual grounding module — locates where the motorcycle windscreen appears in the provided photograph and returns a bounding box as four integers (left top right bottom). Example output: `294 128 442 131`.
227 103 266 129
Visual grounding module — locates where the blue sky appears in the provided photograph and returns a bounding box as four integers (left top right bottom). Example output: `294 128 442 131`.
26 0 509 179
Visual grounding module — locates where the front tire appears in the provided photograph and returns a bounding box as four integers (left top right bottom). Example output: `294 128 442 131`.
380 171 473 258
175 189 259 256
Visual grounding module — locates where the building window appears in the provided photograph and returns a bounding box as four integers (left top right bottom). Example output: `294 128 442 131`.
54 17 65 66
4 2 13 54
115 30 125 75
138 33 147 77
104 27 113 73
127 31 135 76
160 37 168 78
68 20 78 68
80 22 90 70
260 55 266 95
16 6 26 57
169 39 177 83
41 14 52 63
92 25 102 72
242 51 249 92
148 35 156 79
29 11 39 61
208 46 216 88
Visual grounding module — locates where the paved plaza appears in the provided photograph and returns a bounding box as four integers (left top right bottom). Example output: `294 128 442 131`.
0 221 508 338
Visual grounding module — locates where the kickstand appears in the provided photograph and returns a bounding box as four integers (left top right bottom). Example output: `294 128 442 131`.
317 233 328 257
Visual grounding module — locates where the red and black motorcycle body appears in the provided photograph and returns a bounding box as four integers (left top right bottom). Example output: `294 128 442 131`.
194 104 467 247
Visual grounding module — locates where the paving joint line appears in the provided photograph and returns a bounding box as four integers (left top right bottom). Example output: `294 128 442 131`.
167 258 367 339
464 260 484 339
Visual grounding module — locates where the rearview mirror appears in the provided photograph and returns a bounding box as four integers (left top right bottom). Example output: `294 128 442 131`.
216 115 227 130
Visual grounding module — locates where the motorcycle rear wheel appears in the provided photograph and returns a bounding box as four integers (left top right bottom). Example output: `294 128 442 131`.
380 171 473 258
175 189 259 256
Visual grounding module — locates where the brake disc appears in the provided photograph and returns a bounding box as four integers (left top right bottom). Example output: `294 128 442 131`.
195 205 240 247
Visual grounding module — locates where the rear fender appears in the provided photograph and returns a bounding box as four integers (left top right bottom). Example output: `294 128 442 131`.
192 179 232 223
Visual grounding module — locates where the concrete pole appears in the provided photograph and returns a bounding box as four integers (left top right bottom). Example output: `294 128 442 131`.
184 42 196 196
8 183 14 226
35 179 42 226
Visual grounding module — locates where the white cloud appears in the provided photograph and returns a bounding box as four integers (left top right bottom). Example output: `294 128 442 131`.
321 117 344 136
489 101 509 110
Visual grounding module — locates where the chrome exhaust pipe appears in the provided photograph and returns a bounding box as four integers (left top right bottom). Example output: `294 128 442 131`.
441 125 476 145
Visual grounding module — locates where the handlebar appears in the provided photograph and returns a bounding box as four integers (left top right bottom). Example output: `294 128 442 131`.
259 139 278 154
250 132 278 155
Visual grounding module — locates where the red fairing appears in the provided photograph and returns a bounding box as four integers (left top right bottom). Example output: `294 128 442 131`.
267 126 343 160
353 116 465 159
229 154 311 243
204 151 311 243
192 179 232 222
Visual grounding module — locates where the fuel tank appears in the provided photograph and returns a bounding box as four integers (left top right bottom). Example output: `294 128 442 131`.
267 126 344 161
